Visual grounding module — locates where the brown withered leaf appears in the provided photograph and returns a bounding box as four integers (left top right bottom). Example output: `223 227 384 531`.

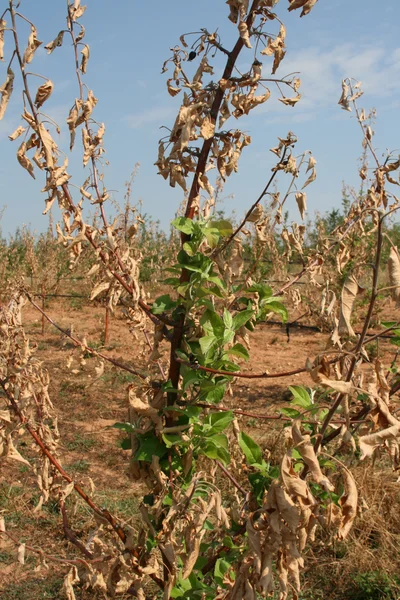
359 423 400 460
0 19 6 61
338 274 364 338
288 0 319 17
17 141 35 179
17 543 26 565
292 421 334 490
45 31 65 53
261 24 286 73
246 203 264 223
295 192 307 220
35 80 54 108
281 453 317 506
338 468 358 540
201 115 215 140
23 26 42 64
238 21 252 48
8 126 26 141
80 45 90 74
64 566 80 600
388 246 400 306
167 78 181 96
338 79 351 111
278 94 301 107
0 67 14 120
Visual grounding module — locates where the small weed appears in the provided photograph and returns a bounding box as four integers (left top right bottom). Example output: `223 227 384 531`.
346 571 400 600
69 459 90 473
66 434 97 452
1 577 66 600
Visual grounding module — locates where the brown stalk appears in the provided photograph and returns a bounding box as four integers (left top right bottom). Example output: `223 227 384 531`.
167 0 263 404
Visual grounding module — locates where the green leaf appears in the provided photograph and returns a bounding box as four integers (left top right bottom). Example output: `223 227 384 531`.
210 219 233 237
228 343 250 360
247 283 272 299
183 241 198 256
172 216 195 235
152 294 177 315
199 335 217 356
223 308 233 330
162 433 185 448
289 385 313 408
134 434 167 462
120 438 132 450
204 227 220 248
207 411 234 434
232 309 254 331
202 442 230 465
261 299 288 322
109 422 135 433
280 407 301 418
199 380 226 403
239 431 263 465
201 309 225 338
214 558 232 585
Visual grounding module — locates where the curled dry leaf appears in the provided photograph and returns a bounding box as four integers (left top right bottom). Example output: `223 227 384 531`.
45 31 65 53
200 115 215 140
8 126 26 141
295 192 307 220
246 203 264 223
0 19 6 61
17 543 26 565
359 423 400 460
17 141 35 179
238 21 252 48
288 0 319 17
338 274 364 338
23 26 42 64
80 45 90 74
35 80 54 108
64 566 80 600
338 468 358 540
388 246 400 306
0 67 14 120
292 421 334 490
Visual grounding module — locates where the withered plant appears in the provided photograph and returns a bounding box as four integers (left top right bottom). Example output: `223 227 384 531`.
1 1 400 599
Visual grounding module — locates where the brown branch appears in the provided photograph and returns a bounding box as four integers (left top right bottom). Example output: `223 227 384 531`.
60 499 94 559
167 0 263 402
216 460 247 496
175 356 306 379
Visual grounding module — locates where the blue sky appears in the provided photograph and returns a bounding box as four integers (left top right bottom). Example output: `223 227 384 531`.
0 0 399 236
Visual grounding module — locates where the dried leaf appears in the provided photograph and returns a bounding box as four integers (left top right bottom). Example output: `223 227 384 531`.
338 469 358 539
80 45 90 74
90 280 110 300
295 192 307 220
201 115 215 140
292 421 334 490
0 67 14 120
388 246 400 306
0 19 6 61
8 126 26 141
238 21 252 48
17 141 35 179
359 423 400 460
23 26 42 64
64 566 80 600
45 31 65 53
288 0 319 17
338 274 364 338
17 543 26 565
35 80 54 108
246 203 264 223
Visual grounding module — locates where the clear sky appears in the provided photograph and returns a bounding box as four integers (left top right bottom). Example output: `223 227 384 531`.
0 0 399 236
